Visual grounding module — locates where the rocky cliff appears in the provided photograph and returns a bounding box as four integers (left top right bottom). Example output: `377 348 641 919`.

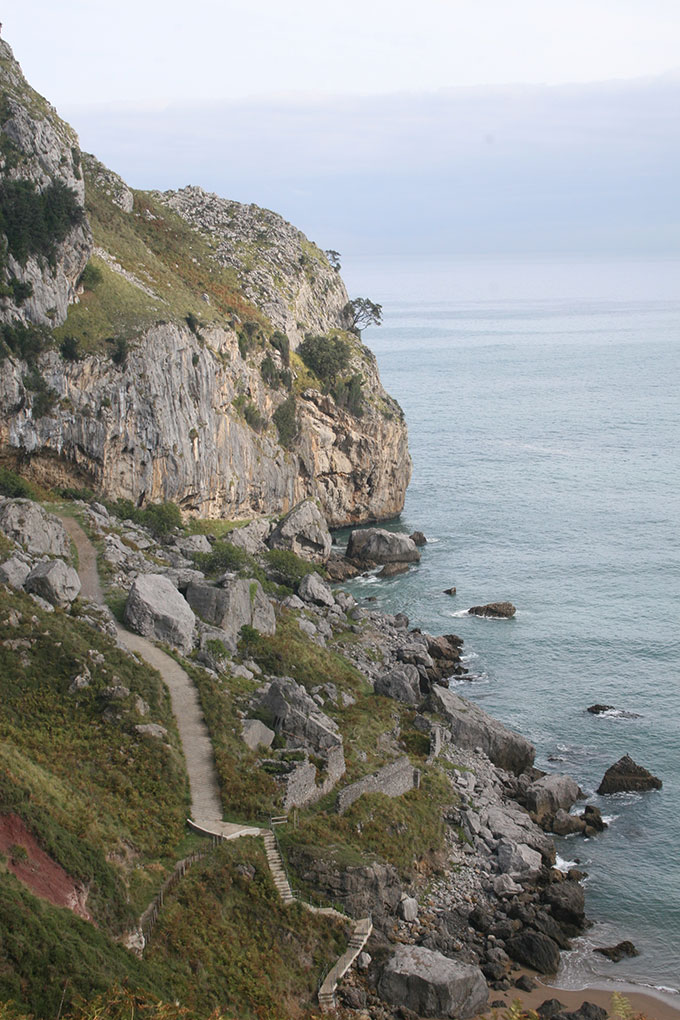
0 41 410 525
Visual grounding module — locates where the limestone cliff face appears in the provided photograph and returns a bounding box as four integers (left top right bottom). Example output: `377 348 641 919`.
157 186 350 346
0 319 410 526
0 39 410 526
0 40 92 328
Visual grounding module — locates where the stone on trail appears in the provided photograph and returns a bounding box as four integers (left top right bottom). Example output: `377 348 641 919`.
378 944 488 1019
125 574 196 653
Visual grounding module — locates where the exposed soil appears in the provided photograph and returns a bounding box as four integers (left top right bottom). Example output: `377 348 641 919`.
0 813 92 921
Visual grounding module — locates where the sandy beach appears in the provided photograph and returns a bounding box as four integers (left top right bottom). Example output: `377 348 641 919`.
491 973 680 1020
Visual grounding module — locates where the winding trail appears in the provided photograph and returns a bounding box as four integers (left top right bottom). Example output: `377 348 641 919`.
61 513 372 1007
60 515 258 839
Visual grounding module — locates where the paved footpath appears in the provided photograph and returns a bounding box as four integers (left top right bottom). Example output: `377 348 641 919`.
60 515 260 839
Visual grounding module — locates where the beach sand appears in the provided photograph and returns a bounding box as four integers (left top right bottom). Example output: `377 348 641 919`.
490 972 680 1020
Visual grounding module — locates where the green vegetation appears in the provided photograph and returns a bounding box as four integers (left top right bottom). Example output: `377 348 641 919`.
0 178 84 269
145 840 347 1020
344 296 382 334
0 320 49 365
188 663 280 821
298 334 350 386
272 394 298 448
107 499 182 537
0 466 38 500
22 365 58 418
0 586 189 928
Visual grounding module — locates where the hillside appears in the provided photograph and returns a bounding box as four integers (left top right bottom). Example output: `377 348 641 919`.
0 37 410 526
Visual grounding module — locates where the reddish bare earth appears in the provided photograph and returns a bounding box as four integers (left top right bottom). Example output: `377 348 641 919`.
0 813 92 921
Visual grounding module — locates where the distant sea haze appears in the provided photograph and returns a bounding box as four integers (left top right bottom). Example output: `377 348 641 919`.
341 254 680 999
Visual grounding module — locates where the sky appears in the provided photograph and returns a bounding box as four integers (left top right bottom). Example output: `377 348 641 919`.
3 1 680 254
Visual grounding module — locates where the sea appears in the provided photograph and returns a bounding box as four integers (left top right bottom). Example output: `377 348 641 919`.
340 254 680 1001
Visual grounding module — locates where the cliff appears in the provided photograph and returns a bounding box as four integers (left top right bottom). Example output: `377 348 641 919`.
0 41 410 525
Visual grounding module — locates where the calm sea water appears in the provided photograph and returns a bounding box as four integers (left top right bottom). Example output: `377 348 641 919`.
340 255 680 998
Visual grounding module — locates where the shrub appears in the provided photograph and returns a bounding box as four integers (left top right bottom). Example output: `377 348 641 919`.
243 400 266 432
0 468 37 500
333 372 364 417
109 337 128 366
60 335 81 361
185 312 200 335
78 261 102 291
59 485 95 502
108 499 182 537
23 367 57 418
298 334 350 386
264 548 320 590
0 179 84 267
0 321 48 365
269 330 290 366
272 394 298 449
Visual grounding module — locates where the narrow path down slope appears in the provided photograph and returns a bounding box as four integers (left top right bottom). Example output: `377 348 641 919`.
60 515 259 838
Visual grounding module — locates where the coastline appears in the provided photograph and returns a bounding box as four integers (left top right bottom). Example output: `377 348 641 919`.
496 972 680 1020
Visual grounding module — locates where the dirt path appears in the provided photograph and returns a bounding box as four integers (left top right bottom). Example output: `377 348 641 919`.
60 515 251 832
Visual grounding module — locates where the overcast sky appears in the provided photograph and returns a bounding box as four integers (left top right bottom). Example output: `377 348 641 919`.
3 1 679 255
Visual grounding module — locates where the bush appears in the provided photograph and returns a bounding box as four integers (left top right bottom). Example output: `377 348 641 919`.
23 367 57 418
59 485 95 502
272 395 298 449
0 321 48 365
0 468 37 500
264 548 321 590
185 312 200 335
298 334 350 386
0 179 84 267
78 261 102 291
109 337 128 366
243 400 266 432
269 331 290 366
108 499 182 537
333 372 364 417
193 539 251 578
60 335 81 361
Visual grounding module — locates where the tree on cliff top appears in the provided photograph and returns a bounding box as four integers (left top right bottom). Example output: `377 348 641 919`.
344 297 382 335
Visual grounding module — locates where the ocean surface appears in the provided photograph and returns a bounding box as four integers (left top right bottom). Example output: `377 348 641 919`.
340 255 680 999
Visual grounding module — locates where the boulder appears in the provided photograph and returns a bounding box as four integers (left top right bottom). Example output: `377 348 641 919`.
483 802 554 860
134 723 168 740
443 586 457 596
537 1000 567 1019
229 518 272 556
174 534 212 555
0 500 70 557
579 804 607 833
257 677 342 753
266 500 331 563
429 684 535 774
525 774 582 824
185 578 275 648
409 531 427 546
497 840 543 881
399 895 419 922
375 664 422 705
597 754 662 794
505 931 561 974
555 1005 608 1020
378 945 488 1019
468 601 516 618
25 559 81 607
378 561 410 578
124 574 196 653
587 704 615 715
0 555 31 589
298 571 335 606
594 940 639 962
543 881 586 930
346 528 420 565
551 809 586 836
241 718 275 751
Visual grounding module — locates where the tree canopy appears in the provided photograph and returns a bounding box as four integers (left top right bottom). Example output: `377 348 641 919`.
344 297 382 334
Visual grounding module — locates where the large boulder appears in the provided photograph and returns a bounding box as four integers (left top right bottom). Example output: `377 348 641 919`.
266 500 331 563
378 945 488 1019
257 676 342 753
0 555 31 589
124 574 196 653
346 527 420 565
185 578 275 649
429 684 535 774
229 518 272 556
298 571 335 606
375 664 422 705
505 931 561 974
25 559 81 606
0 500 70 557
482 802 554 860
497 840 543 881
597 754 662 794
543 881 586 931
525 774 582 824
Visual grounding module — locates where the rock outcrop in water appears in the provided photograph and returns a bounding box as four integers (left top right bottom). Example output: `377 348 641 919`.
0 40 410 526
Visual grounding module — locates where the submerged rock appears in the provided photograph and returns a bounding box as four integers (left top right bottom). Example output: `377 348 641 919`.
597 754 662 794
594 940 639 962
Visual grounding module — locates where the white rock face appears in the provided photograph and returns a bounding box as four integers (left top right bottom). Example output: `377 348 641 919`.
25 559 81 606
124 574 196 653
0 499 70 557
